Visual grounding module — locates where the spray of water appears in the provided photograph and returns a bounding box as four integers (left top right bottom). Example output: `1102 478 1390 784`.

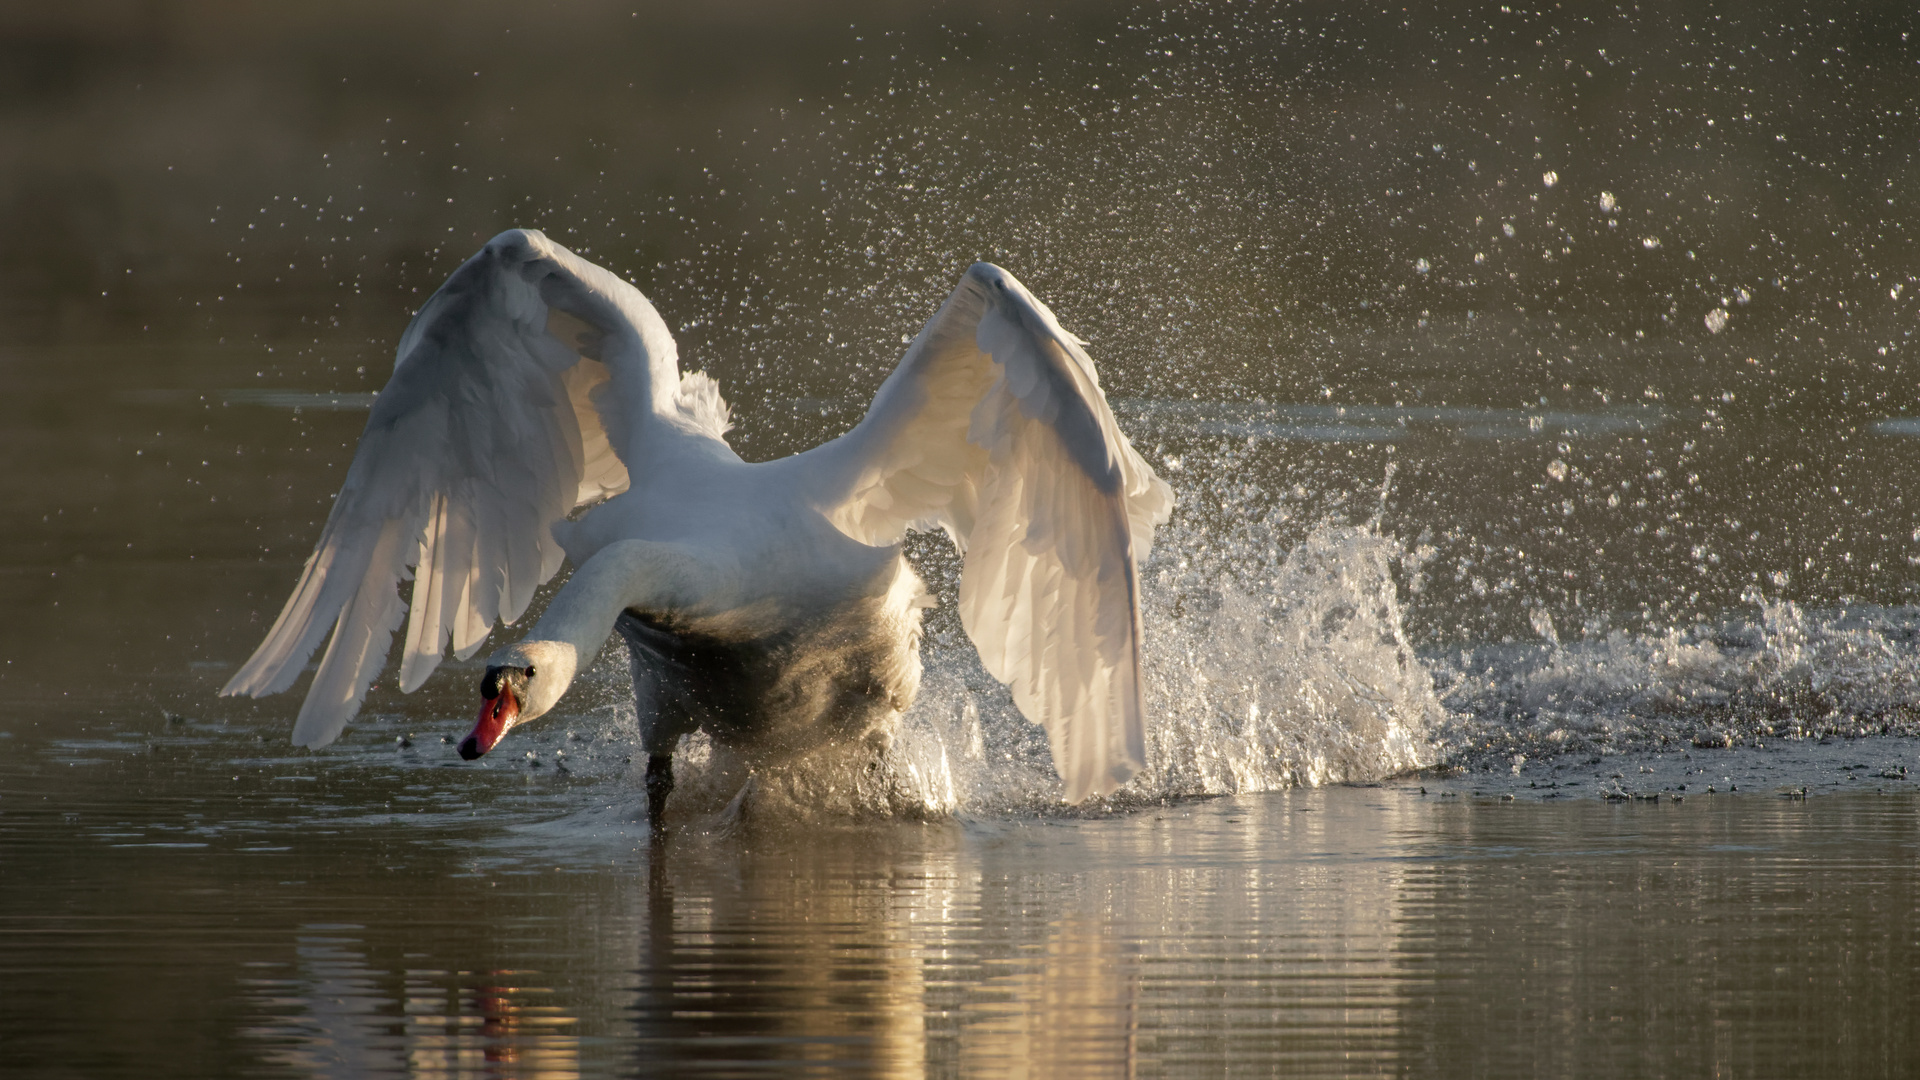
1433 591 1920 766
666 482 1447 820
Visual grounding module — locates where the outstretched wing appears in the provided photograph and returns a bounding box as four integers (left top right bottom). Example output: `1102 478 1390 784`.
222 229 680 748
807 263 1174 802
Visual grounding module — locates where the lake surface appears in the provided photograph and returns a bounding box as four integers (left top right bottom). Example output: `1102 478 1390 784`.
7 731 1917 1077
4 1 1919 1075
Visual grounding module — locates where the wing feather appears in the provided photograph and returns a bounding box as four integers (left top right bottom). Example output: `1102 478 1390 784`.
808 263 1173 801
222 229 669 747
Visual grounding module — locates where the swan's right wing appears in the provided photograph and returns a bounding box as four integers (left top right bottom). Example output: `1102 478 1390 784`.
221 229 676 748
807 264 1173 802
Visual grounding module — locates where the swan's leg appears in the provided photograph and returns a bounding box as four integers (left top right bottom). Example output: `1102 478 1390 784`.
617 611 698 831
645 754 674 828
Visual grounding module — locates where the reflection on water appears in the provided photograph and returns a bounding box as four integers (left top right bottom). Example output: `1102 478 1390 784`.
4 734 1914 1076
250 932 584 1078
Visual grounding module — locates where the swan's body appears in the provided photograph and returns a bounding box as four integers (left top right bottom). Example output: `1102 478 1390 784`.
222 229 1172 810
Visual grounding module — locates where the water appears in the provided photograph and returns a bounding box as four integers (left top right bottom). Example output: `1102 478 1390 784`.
8 735 1918 1077
5 2 1920 1074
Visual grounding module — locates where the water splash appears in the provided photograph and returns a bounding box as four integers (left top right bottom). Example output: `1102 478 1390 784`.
1138 520 1441 796
874 514 1444 815
1433 593 1920 766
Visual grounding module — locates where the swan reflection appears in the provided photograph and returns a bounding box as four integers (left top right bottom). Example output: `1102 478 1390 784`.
242 794 1424 1076
249 928 582 1078
634 851 1143 1076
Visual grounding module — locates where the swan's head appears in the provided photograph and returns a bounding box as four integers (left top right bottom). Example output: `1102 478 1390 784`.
457 640 578 760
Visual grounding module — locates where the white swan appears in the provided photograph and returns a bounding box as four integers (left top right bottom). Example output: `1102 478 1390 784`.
220 229 1173 814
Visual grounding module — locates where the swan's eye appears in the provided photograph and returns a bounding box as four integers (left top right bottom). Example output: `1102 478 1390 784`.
525 665 537 680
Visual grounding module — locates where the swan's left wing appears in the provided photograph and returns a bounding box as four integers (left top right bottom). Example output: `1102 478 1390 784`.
220 230 666 748
806 263 1173 802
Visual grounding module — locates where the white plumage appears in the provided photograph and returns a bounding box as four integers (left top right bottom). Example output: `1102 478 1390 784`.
222 229 1173 804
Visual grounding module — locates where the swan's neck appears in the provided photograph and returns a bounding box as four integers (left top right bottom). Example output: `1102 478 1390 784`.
525 539 741 667
527 556 639 671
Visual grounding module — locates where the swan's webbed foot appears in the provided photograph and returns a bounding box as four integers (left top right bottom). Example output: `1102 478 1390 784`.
645 754 674 834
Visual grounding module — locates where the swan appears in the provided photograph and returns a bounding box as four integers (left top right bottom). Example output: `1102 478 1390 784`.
220 229 1173 818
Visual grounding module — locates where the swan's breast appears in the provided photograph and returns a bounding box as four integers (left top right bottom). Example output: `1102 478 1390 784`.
627 552 931 760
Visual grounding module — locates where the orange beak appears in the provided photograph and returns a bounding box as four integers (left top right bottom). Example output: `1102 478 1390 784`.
459 690 519 760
